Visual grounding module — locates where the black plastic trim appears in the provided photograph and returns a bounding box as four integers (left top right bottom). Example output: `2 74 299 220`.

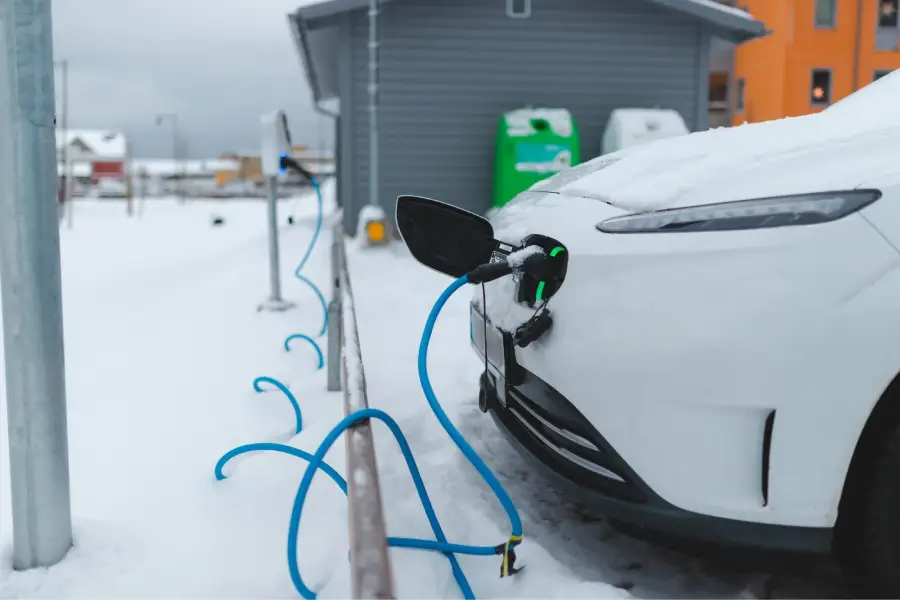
762 410 776 507
480 372 833 554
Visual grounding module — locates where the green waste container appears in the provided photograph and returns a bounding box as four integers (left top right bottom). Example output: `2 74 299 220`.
492 108 581 209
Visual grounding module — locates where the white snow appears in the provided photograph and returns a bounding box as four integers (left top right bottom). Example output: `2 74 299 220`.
505 245 544 268
0 183 841 598
356 204 388 240
601 108 689 155
685 0 756 20
340 275 367 413
131 158 240 177
504 108 574 138
532 70 900 213
56 129 128 159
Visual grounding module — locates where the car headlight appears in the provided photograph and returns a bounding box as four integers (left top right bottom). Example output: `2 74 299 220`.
596 190 882 234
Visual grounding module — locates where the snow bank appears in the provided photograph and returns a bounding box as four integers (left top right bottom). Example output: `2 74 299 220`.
504 107 574 138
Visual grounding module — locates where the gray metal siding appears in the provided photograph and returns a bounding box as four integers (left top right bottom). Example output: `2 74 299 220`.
338 13 354 226
343 0 707 231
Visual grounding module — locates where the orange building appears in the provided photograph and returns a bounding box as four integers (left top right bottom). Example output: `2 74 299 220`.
732 0 900 124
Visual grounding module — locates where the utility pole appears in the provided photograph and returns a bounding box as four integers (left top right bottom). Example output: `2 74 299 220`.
259 110 294 313
0 0 74 570
124 138 134 217
54 59 71 228
155 112 180 203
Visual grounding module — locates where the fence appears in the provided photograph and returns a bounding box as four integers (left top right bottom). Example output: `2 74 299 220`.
327 218 396 599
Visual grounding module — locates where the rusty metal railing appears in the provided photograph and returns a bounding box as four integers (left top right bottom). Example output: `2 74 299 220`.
328 217 396 599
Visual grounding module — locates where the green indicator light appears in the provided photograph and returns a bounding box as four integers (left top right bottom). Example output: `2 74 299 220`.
535 247 565 303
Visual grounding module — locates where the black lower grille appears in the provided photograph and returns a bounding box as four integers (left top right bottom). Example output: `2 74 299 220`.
500 383 648 504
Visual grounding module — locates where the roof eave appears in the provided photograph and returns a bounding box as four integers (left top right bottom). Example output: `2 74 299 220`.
287 10 336 105
295 0 379 21
645 0 768 44
711 23 770 43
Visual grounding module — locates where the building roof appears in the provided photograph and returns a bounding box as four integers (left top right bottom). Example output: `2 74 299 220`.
131 158 240 176
293 0 761 29
289 0 767 105
56 129 128 159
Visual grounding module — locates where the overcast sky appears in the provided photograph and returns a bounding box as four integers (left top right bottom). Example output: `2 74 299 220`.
51 0 332 158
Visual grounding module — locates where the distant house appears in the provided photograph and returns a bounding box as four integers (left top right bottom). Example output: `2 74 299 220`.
56 129 129 184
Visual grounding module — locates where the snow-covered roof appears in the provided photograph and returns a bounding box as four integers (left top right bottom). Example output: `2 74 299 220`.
56 162 92 177
131 158 240 176
56 129 128 159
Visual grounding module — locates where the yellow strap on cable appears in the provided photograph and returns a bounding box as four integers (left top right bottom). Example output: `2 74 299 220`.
496 533 524 577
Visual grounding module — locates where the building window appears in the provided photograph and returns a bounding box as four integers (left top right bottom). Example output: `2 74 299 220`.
811 69 832 106
735 78 745 112
815 0 837 28
506 0 531 18
709 81 728 104
874 69 894 80
879 0 899 28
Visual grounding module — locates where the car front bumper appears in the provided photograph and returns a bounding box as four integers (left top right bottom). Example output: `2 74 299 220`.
471 302 833 554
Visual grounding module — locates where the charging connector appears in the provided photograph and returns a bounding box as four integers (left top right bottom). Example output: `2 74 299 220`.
279 154 315 183
466 261 513 284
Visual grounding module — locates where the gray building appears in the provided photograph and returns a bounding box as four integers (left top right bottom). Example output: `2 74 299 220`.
289 0 766 234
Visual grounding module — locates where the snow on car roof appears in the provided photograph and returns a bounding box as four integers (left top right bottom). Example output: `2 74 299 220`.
533 70 900 211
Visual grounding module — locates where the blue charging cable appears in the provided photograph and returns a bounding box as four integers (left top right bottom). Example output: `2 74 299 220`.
290 178 328 339
215 274 524 599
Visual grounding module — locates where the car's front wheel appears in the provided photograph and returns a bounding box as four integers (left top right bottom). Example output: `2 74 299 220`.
840 422 900 597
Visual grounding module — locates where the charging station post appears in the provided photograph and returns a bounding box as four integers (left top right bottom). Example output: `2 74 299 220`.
259 110 295 312
0 0 74 570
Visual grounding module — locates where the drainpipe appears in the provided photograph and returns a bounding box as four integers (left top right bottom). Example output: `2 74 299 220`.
852 0 864 93
367 0 380 211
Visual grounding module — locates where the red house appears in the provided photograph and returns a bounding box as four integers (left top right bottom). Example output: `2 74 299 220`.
56 129 129 184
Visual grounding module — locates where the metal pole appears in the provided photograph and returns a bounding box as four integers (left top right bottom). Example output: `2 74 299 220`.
125 140 133 217
62 62 73 230
155 113 180 202
327 221 342 392
172 115 181 203
55 59 73 229
266 175 283 304
852 0 863 94
0 0 74 570
367 0 379 210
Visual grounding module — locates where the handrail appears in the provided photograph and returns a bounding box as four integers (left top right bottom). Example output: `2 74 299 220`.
329 218 396 599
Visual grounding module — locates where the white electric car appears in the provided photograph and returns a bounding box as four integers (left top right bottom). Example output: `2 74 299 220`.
398 71 900 595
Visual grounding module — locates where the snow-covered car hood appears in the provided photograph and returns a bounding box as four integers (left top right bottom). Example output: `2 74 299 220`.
524 71 900 215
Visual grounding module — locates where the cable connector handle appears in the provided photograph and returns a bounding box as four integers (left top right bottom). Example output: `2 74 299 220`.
520 252 558 281
279 154 315 183
466 261 513 284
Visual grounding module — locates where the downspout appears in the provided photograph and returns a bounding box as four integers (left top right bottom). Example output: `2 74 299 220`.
367 0 380 211
852 0 863 93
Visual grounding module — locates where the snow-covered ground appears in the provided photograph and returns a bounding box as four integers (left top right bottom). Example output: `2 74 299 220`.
0 187 842 598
